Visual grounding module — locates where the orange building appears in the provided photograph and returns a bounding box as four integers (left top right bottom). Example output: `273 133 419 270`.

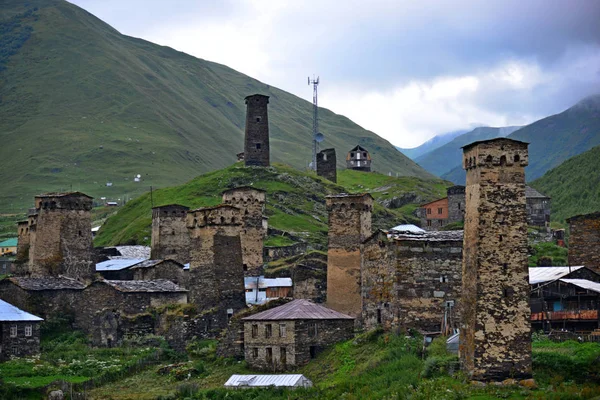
420 197 449 229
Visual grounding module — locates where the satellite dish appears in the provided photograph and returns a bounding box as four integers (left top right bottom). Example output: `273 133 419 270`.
315 132 325 143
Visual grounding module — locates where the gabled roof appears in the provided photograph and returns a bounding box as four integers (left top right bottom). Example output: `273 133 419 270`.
528 266 585 285
36 191 93 199
560 279 600 294
0 238 18 247
242 299 353 321
129 259 185 270
7 276 87 290
101 279 187 293
566 211 600 223
419 197 448 207
0 299 43 322
224 374 312 388
525 186 549 199
389 224 425 234
349 145 369 152
96 258 146 271
108 245 151 260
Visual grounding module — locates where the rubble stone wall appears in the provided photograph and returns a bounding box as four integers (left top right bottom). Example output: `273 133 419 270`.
568 212 600 273
151 205 190 264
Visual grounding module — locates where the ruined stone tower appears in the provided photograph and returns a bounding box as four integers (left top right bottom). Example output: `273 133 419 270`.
317 148 337 183
186 205 246 326
222 187 266 274
567 212 600 273
460 138 532 381
447 185 466 223
151 204 190 264
28 192 94 280
244 94 270 167
326 193 373 318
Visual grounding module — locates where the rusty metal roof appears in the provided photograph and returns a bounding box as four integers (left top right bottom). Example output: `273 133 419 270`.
242 299 353 321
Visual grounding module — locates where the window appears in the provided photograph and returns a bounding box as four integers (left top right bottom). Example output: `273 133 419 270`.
280 347 287 365
376 309 382 324
252 324 258 338
427 220 432 227
279 323 287 338
438 208 443 214
12 346 18 356
439 220 445 226
256 116 261 122
25 325 32 337
265 324 272 338
10 325 17 338
308 323 318 337
266 347 273 363
427 208 432 215
255 143 261 149
252 348 258 358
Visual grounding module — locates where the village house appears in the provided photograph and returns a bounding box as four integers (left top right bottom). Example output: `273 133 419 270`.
242 299 354 371
525 187 551 228
244 276 292 305
346 145 372 172
0 298 43 361
0 238 18 256
95 258 186 285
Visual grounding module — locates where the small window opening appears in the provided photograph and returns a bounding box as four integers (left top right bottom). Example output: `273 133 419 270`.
514 154 520 162
256 117 261 122
255 143 261 149
266 347 273 363
499 235 503 242
500 155 507 166
377 309 382 324
243 264 248 271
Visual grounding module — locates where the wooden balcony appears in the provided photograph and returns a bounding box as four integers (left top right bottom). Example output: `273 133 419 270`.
531 310 598 321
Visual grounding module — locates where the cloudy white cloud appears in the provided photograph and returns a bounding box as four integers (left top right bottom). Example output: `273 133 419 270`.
69 0 600 148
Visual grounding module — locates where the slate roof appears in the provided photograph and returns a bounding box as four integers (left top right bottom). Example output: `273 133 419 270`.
222 186 266 194
7 276 87 290
560 279 600 294
224 374 312 388
461 137 529 150
388 230 463 242
96 258 146 271
528 266 585 285
525 186 549 199
36 191 93 199
566 211 600 223
108 246 151 260
0 299 43 322
242 299 353 321
129 259 185 270
102 279 187 293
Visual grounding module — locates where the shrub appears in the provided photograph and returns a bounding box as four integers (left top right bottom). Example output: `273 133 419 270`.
422 356 459 378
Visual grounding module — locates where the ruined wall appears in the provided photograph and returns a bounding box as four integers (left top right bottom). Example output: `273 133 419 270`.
222 187 266 274
326 194 373 318
151 205 190 264
568 212 600 273
0 321 41 361
29 193 94 280
460 138 532 381
264 242 308 262
132 261 187 286
291 259 327 304
317 148 337 183
447 186 466 224
244 94 270 167
187 205 246 328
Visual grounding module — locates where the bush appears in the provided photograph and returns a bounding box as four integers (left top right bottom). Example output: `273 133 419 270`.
422 356 459 378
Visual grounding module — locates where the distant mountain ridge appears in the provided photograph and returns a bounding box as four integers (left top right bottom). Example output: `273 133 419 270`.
0 0 432 213
443 95 600 184
396 129 468 160
414 126 521 178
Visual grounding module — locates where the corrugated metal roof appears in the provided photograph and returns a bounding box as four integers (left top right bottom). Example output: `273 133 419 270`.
529 266 584 284
389 224 425 234
242 299 353 321
0 238 18 247
224 374 312 388
96 258 146 271
244 276 293 289
0 299 43 322
8 277 87 290
560 279 600 294
103 279 187 293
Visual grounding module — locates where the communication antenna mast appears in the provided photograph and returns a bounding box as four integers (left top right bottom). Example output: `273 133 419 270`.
308 75 321 171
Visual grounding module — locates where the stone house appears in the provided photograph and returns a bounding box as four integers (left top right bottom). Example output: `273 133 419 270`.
346 145 371 172
242 299 354 371
418 186 465 231
567 211 600 274
525 187 551 228
0 299 43 361
95 258 147 280
245 276 292 305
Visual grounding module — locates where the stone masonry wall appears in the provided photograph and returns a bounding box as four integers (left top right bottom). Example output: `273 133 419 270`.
244 320 297 371
151 205 190 264
132 261 187 286
326 194 373 319
447 186 466 224
568 212 600 273
0 321 41 361
460 138 532 381
317 148 337 183
244 94 270 167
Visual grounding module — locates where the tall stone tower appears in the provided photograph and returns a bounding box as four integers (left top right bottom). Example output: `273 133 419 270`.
317 148 337 183
151 204 190 264
447 185 466 224
28 192 94 280
460 138 532 381
222 187 266 274
244 94 270 167
186 205 246 326
326 193 373 318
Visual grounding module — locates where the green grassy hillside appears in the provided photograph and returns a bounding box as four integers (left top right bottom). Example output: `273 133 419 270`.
530 145 600 223
94 163 450 248
0 0 431 214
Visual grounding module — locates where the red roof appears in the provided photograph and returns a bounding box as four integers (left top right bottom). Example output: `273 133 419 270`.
242 299 354 321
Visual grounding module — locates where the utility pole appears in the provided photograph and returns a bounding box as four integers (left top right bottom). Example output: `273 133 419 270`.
308 76 320 171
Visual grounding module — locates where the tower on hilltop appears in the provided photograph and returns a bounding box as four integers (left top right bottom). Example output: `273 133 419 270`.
244 94 270 167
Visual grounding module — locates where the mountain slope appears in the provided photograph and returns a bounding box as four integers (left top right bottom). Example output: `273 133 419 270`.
397 129 468 160
442 95 600 184
529 145 600 223
414 126 521 177
0 0 431 213
94 163 450 247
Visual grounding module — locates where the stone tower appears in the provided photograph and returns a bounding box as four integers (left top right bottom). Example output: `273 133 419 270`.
317 148 337 183
244 94 270 167
222 187 266 274
460 138 532 381
567 212 600 273
151 204 190 264
447 185 466 224
186 205 246 326
28 192 94 280
326 193 373 318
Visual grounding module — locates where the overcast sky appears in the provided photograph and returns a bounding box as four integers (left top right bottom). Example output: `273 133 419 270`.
69 0 600 148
